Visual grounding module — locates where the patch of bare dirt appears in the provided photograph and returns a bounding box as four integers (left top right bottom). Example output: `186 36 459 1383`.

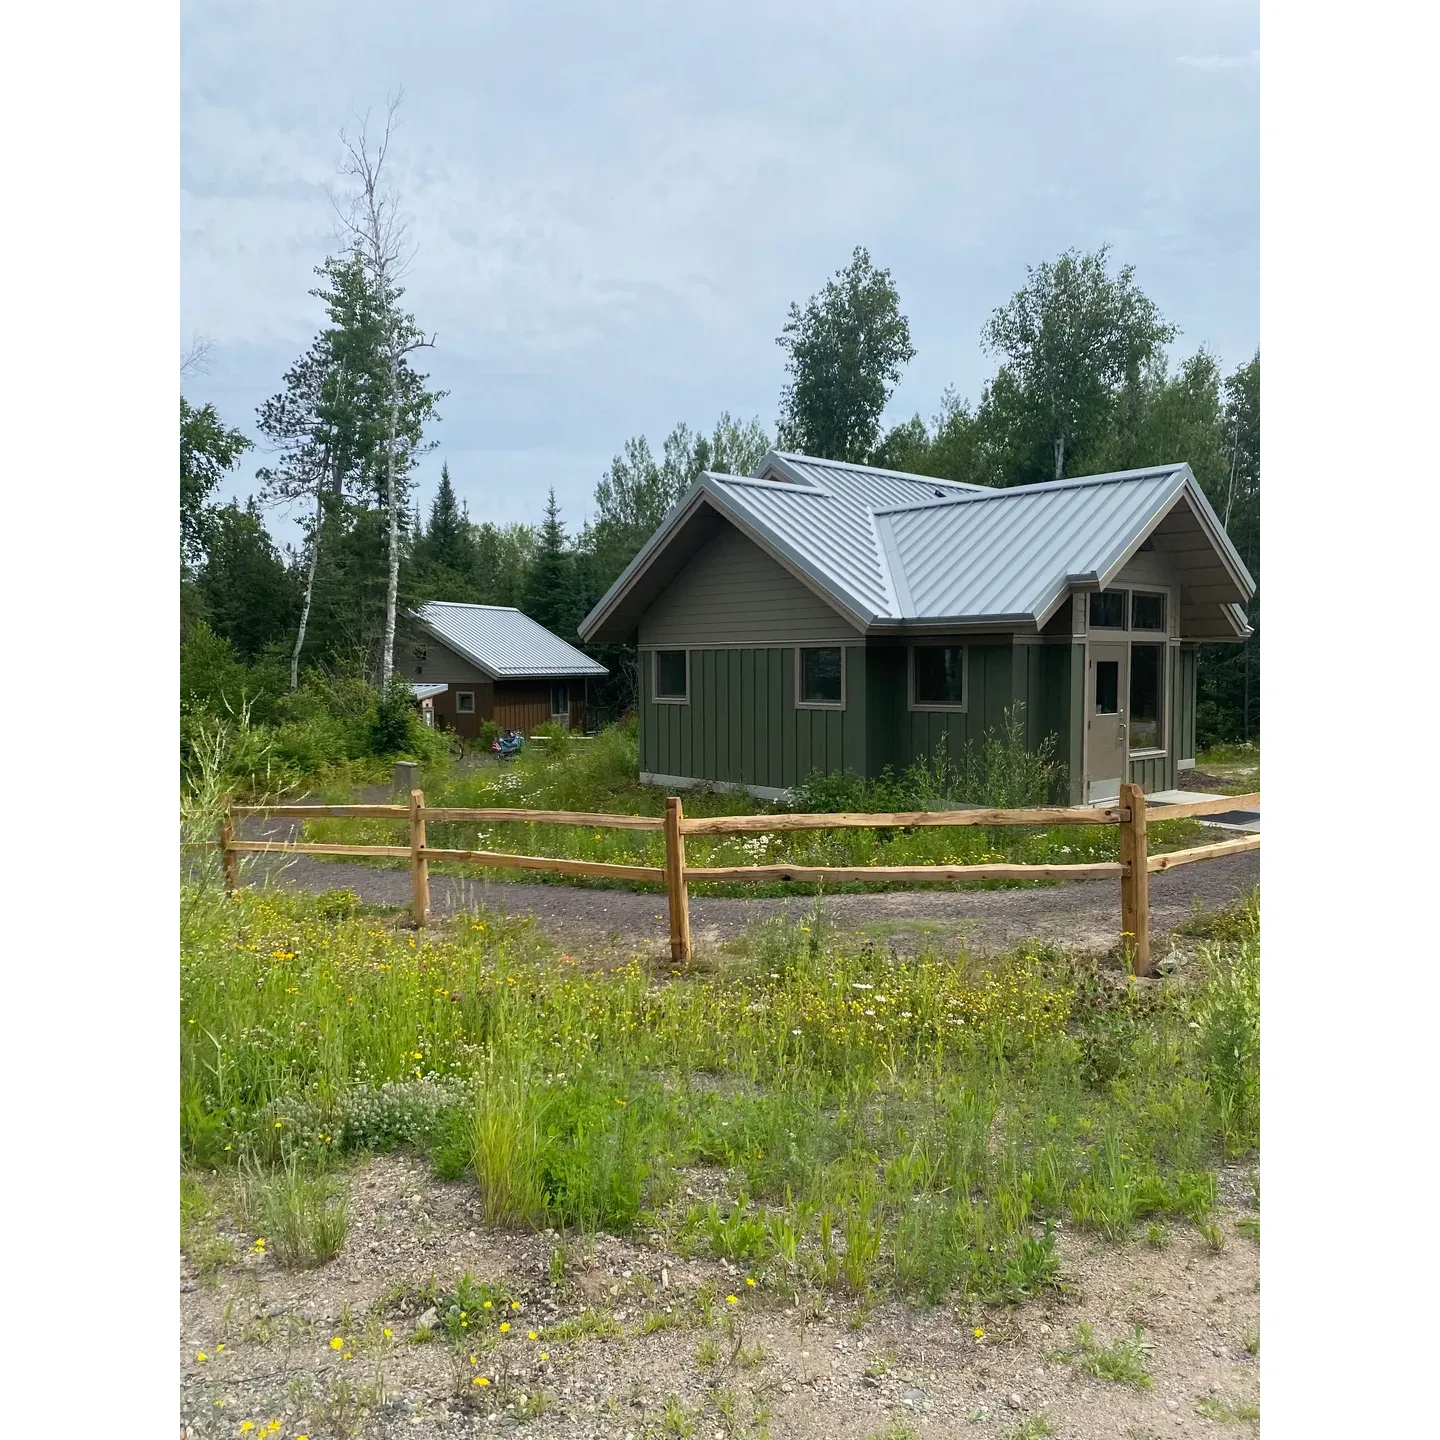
181 1154 1259 1439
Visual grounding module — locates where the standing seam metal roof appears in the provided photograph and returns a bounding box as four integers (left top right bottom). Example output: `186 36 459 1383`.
416 602 608 678
578 451 1254 638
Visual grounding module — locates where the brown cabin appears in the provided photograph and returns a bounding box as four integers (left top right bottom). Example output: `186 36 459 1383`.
398 602 608 740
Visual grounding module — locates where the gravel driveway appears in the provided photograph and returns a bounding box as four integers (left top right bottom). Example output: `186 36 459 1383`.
241 839 1258 958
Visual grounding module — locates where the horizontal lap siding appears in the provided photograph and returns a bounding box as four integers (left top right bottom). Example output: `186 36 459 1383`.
637 523 861 646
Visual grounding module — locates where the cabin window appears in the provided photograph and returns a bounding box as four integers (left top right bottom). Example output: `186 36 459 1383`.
911 645 966 708
1094 661 1120 715
1129 645 1164 751
456 692 475 714
1131 592 1167 632
1089 590 1128 629
654 650 689 702
550 682 569 716
798 647 844 706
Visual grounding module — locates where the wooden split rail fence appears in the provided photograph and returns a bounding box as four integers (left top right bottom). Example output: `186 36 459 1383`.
220 783 1258 977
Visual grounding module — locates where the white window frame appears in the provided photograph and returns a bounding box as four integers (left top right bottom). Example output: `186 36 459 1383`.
455 691 476 714
794 645 846 710
652 648 690 705
907 643 969 713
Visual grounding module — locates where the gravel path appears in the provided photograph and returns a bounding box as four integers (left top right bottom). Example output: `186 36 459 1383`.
242 838 1257 957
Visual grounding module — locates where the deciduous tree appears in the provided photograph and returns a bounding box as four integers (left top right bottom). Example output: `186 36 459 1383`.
776 247 914 463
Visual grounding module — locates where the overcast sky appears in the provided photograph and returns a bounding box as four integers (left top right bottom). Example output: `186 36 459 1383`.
181 0 1258 550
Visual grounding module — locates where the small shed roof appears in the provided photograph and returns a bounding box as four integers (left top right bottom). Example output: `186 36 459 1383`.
580 451 1255 642
409 682 449 701
414 603 608 679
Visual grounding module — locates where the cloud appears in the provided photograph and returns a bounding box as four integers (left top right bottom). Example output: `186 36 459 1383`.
1177 49 1260 71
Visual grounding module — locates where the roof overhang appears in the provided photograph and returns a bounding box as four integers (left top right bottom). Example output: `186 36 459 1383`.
579 480 876 642
409 610 606 679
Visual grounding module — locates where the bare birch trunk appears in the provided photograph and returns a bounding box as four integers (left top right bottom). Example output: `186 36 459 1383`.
291 488 324 691
380 364 401 685
1053 433 1066 481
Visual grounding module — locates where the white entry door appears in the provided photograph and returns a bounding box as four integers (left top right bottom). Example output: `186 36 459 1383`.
1086 642 1129 802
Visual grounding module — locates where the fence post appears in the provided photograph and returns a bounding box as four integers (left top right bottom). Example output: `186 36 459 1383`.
1118 781 1151 976
664 795 692 964
219 797 239 895
410 788 430 928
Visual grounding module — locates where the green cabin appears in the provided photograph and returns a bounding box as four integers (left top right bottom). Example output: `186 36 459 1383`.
579 451 1254 804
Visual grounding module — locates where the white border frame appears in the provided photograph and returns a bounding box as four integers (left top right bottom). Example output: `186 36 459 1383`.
795 644 846 710
907 642 969 713
652 648 690 705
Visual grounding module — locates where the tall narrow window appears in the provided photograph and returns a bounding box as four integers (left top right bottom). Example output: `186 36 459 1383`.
1089 591 1127 629
912 645 965 707
798 647 843 705
1094 661 1119 715
1129 645 1163 750
654 650 688 702
550 682 569 716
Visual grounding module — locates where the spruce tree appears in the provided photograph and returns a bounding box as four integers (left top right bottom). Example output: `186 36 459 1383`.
521 489 578 638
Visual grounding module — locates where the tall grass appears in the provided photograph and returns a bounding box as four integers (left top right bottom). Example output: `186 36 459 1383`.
299 715 1200 895
182 883 1259 1302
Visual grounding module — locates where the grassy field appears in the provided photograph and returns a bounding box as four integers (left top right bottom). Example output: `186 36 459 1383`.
1191 741 1260 795
298 724 1210 897
181 880 1259 1310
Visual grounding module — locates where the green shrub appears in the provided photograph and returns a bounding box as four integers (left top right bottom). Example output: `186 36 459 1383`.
372 671 423 755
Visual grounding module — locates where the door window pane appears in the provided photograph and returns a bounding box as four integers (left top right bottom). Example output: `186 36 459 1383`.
655 650 688 700
1089 591 1128 629
550 682 569 715
1129 644 1163 749
799 647 843 704
914 645 964 705
1131 592 1167 631
1094 661 1119 715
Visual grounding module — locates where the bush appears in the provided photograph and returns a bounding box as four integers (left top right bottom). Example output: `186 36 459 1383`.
372 671 422 755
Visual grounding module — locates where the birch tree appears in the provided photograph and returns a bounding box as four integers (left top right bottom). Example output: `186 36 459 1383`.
332 95 442 684
256 253 387 688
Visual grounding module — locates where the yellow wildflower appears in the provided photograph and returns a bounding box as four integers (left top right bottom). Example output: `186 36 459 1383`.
473 1376 490 1386
725 1295 738 1305
330 1337 344 1350
499 1322 510 1333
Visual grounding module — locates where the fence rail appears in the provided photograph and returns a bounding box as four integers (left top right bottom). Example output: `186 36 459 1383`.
218 786 1259 977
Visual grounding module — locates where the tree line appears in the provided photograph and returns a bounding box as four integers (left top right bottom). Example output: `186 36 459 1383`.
182 118 1258 745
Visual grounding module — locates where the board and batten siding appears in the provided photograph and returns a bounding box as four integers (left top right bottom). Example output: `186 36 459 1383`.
640 645 866 792
636 522 861 646
863 642 1017 780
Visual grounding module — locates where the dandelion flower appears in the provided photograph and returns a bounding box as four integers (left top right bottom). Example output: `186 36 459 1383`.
195 1352 208 1363
499 1322 511 1333
539 1352 549 1361
725 1295 738 1305
473 1376 490 1386
483 1300 492 1310
973 1327 985 1339
745 1277 756 1287
240 1424 254 1434
383 1328 392 1339
330 1337 344 1350
511 1300 521 1310
528 1331 538 1341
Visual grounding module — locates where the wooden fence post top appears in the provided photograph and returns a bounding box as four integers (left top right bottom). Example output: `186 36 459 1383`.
1118 782 1151 977
409 787 430 929
663 796 692 964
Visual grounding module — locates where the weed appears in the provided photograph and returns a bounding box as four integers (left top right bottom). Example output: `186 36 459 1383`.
695 1336 720 1369
1145 1221 1170 1248
546 1309 623 1344
866 1422 919 1440
1199 1218 1227 1251
1195 1396 1259 1423
1005 1418 1056 1440
1053 1322 1155 1389
1235 1215 1259 1240
661 1395 698 1436
240 1161 347 1267
1241 1327 1259 1356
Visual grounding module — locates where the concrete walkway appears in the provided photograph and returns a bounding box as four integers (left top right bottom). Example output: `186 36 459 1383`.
1147 790 1261 834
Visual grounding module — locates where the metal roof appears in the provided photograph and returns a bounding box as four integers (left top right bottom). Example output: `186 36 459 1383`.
415 603 608 679
409 682 449 700
579 451 1255 640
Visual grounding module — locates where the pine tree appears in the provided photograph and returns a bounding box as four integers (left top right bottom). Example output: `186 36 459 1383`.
422 462 471 572
521 489 578 638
